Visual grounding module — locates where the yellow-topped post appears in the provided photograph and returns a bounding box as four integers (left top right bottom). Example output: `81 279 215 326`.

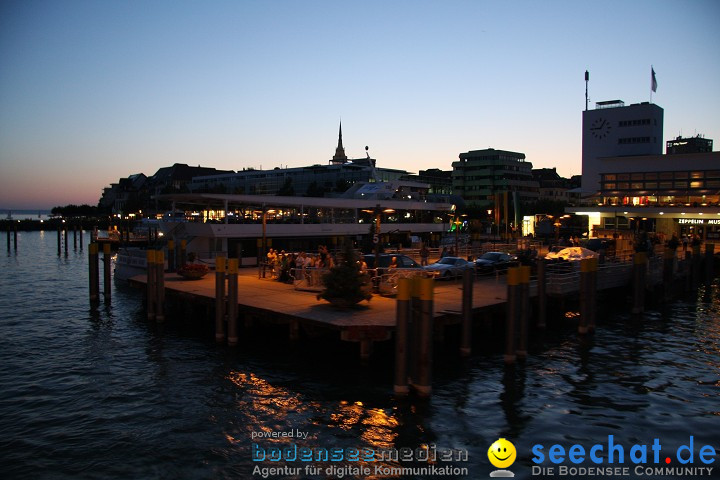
88 242 99 303
227 258 239 346
167 239 175 272
102 243 112 302
155 249 165 322
460 267 474 357
517 265 531 358
505 267 521 364
146 249 156 320
632 252 647 314
394 278 412 395
413 276 434 396
215 255 227 343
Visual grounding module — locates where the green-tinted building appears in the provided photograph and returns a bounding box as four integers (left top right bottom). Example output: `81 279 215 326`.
452 148 539 209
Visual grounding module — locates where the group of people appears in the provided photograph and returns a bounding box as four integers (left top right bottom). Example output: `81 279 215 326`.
666 233 702 252
265 246 335 283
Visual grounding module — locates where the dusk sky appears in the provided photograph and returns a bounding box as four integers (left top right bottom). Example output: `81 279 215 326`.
1 0 719 210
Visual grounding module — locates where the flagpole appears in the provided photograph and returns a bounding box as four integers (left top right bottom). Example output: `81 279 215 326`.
650 65 657 104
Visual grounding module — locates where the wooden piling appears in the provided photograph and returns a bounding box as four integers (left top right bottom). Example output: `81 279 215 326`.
103 243 112 302
73 224 77 250
505 267 520 364
167 240 176 272
64 226 68 256
227 258 239 346
89 242 100 303
460 268 474 357
632 252 647 314
691 245 702 289
663 248 674 301
79 227 83 250
579 259 590 334
215 255 226 343
537 258 547 329
6 226 10 251
57 227 61 256
394 278 411 395
13 224 18 250
180 240 187 268
588 258 598 332
517 266 530 358
146 250 156 321
704 243 715 286
413 277 434 397
155 250 165 322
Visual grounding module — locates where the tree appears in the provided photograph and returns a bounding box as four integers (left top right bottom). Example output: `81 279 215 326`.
317 241 372 307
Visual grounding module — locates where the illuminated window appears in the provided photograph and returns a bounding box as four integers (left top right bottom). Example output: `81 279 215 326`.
690 181 703 189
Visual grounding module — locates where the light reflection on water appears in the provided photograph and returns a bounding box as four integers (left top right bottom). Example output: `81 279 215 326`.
0 232 718 479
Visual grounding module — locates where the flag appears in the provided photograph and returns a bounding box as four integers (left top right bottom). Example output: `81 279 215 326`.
651 67 657 93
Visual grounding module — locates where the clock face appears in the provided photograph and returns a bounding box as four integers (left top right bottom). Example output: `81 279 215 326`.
590 117 612 139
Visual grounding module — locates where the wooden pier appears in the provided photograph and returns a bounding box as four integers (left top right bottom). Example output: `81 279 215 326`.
129 268 509 346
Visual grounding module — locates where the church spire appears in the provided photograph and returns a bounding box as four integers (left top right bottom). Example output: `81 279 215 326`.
332 121 348 163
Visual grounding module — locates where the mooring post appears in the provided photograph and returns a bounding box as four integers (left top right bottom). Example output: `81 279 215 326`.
89 242 100 303
13 224 18 250
57 227 61 256
64 226 68 256
73 224 77 250
180 240 187 268
394 278 411 395
102 243 112 302
505 267 519 364
227 258 239 346
691 245 701 289
167 240 176 273
155 249 165 322
413 277 434 397
460 268 474 357
579 258 590 334
517 266 530 358
632 252 647 314
704 243 715 286
588 258 598 332
6 225 10 251
537 258 547 329
215 255 226 343
663 248 674 301
79 226 83 250
146 250 156 321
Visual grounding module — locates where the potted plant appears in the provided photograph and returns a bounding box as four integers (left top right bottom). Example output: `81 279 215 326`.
317 242 372 307
177 262 209 280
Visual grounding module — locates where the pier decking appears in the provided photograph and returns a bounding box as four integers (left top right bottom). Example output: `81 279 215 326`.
130 269 508 336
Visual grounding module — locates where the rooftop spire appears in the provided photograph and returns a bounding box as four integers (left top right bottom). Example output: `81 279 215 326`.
332 121 348 163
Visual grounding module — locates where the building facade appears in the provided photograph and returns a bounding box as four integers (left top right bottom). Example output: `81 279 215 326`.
571 97 720 243
581 100 664 195
452 148 539 209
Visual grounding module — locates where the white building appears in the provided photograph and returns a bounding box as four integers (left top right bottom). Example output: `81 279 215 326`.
581 100 664 195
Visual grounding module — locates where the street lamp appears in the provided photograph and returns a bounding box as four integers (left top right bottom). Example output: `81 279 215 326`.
454 214 467 256
363 205 395 292
261 207 277 260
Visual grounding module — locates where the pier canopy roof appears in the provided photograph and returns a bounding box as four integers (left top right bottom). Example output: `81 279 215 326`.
154 193 456 213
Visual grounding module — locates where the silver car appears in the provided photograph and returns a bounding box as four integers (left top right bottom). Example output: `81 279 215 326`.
423 256 474 279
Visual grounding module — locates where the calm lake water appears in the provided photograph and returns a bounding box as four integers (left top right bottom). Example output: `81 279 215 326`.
0 231 718 479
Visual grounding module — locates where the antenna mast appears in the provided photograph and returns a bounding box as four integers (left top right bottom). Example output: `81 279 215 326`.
585 70 589 111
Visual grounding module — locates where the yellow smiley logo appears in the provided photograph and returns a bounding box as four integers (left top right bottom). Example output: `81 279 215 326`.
488 438 516 469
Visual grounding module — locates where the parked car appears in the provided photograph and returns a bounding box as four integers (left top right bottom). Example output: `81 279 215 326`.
474 252 518 274
363 254 421 269
423 256 474 278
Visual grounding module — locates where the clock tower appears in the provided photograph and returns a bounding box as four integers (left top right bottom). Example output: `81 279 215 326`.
581 100 663 194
